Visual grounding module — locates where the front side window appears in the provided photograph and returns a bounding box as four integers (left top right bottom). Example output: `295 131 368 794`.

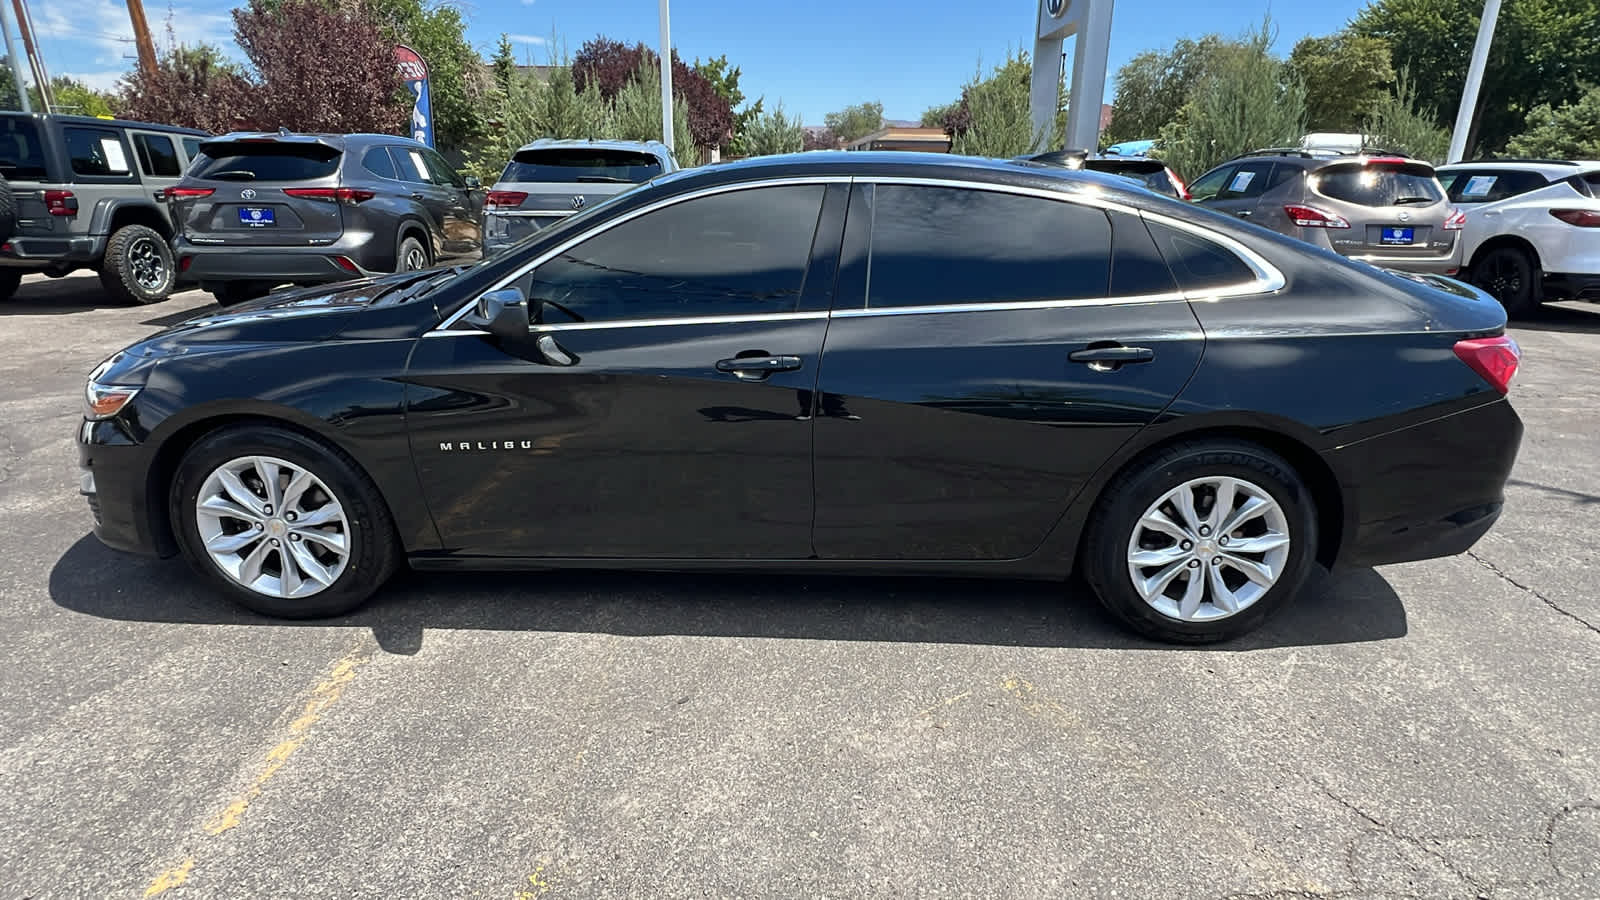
529 185 825 324
65 127 133 178
1187 166 1235 202
133 133 181 177
181 137 202 162
423 148 465 188
1438 169 1549 203
864 185 1111 308
393 147 433 184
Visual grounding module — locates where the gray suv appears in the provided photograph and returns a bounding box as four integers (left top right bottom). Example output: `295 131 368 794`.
483 139 676 256
0 112 207 304
169 132 484 305
1188 150 1464 275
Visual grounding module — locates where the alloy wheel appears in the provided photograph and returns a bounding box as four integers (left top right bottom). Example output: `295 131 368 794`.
1126 476 1292 622
1485 254 1522 302
402 246 428 271
128 237 168 292
194 455 351 599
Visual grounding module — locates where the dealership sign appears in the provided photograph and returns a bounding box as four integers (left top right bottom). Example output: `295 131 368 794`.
395 45 434 148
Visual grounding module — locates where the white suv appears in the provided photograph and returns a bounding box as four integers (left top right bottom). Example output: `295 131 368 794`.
1436 159 1600 316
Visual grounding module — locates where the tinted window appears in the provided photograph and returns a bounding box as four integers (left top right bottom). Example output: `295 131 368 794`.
1109 211 1178 296
504 148 664 184
191 142 340 181
133 133 181 177
1313 162 1443 207
1145 221 1257 292
0 116 47 179
181 137 202 161
866 186 1110 308
65 127 133 177
423 148 464 187
1187 166 1234 202
362 147 398 180
1216 161 1276 200
531 185 825 323
1437 169 1549 203
392 146 431 183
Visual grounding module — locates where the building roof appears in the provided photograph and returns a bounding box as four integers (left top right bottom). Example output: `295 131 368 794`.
842 126 952 151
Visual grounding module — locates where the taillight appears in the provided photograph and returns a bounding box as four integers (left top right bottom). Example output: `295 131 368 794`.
165 186 215 201
484 190 528 210
283 187 376 203
1166 167 1191 201
331 255 361 274
1443 208 1467 230
44 189 78 217
1549 208 1600 227
1284 204 1351 228
1453 336 1521 395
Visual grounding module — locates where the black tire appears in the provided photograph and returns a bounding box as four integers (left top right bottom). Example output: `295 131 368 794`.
397 234 429 272
0 176 17 244
1081 439 1318 644
0 269 21 301
1471 245 1541 318
169 425 400 618
212 281 271 307
99 224 175 305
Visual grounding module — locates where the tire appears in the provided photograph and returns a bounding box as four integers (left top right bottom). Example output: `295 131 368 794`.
0 176 16 244
99 224 175 305
169 425 400 619
1471 245 1541 318
397 234 429 272
0 269 21 302
1081 439 1318 644
212 281 271 307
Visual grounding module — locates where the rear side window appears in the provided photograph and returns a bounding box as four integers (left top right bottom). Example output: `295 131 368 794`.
1313 162 1443 207
0 116 47 179
190 142 341 181
1438 169 1549 203
1216 161 1276 200
1109 211 1178 296
1145 221 1257 293
391 147 431 183
133 133 181 177
865 185 1111 308
1573 173 1600 198
65 127 133 178
503 148 664 185
362 147 398 180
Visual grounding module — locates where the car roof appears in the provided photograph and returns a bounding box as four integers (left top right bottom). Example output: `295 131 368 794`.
202 132 424 148
0 111 209 137
1438 159 1600 176
515 137 674 157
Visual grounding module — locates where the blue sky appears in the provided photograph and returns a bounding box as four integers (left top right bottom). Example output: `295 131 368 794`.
36 0 1366 125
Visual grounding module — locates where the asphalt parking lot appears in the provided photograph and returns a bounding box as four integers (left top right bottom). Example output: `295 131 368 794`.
2 271 1597 899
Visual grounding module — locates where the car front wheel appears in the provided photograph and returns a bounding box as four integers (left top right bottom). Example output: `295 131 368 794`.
169 425 400 618
1082 440 1317 643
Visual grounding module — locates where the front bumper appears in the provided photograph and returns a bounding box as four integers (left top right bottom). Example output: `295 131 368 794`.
78 417 170 557
176 237 380 285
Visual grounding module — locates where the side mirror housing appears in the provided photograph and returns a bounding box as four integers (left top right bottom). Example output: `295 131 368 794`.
461 288 529 342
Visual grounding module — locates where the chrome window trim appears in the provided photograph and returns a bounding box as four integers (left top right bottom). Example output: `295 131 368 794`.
487 209 578 218
428 172 1285 338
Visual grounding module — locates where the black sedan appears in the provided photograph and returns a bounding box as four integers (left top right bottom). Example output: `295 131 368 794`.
77 152 1523 642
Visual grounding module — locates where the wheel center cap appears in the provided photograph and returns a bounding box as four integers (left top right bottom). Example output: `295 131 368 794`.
266 518 288 539
1197 540 1217 557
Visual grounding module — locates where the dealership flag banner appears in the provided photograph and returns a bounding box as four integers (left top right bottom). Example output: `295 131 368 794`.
395 45 434 148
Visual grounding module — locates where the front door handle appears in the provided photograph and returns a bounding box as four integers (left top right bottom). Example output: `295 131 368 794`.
1234 210 1253 218
715 355 802 381
411 192 427 201
1069 345 1155 371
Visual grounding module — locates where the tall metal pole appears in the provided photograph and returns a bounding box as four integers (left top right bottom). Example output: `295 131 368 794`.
124 0 159 78
0 1 31 113
658 0 673 156
1448 0 1502 163
9 0 46 111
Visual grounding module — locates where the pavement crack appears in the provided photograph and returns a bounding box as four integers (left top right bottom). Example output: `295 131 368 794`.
1467 550 1600 636
1315 782 1486 894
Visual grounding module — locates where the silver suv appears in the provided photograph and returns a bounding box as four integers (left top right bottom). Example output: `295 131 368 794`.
483 139 676 256
1188 150 1465 275
0 112 207 304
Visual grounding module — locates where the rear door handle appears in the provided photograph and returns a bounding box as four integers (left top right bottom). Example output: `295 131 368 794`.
411 192 427 201
1069 346 1155 370
715 355 802 380
1234 210 1253 218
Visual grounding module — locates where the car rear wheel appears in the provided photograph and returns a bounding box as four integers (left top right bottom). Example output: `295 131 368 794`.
398 235 429 272
0 269 21 301
1082 439 1317 643
170 425 400 618
1472 245 1541 318
100 224 176 305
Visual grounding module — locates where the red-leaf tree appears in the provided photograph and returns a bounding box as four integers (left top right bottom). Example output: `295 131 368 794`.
233 0 409 133
119 43 259 133
572 37 732 150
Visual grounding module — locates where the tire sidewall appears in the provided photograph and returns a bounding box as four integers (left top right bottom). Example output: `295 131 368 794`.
397 234 428 272
1085 443 1318 643
1474 247 1538 317
169 427 392 618
104 224 175 304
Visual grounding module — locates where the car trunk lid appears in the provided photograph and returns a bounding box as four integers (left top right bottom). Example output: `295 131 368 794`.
484 147 662 229
1311 159 1454 259
170 138 346 247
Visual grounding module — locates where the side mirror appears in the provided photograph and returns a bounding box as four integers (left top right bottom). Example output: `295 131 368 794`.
461 288 529 341
463 174 482 190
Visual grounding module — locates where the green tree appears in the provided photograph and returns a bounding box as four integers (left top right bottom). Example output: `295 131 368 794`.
1362 69 1450 162
694 54 762 152
738 102 805 156
920 102 957 128
51 78 117 117
946 51 1063 158
610 60 696 165
1289 31 1395 132
824 101 884 143
1102 35 1230 144
1352 0 1600 156
1507 84 1600 159
1155 19 1306 179
367 0 484 153
465 43 611 182
489 33 518 101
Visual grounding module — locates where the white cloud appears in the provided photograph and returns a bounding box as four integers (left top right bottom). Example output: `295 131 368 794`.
35 0 235 74
506 34 548 46
60 70 127 92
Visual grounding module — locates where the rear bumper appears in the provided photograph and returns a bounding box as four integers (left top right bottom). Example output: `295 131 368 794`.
1330 397 1522 568
483 211 572 256
1342 253 1461 276
0 233 105 268
176 238 380 284
1544 272 1600 301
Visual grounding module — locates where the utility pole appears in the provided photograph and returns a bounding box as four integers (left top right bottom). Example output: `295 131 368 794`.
9 0 47 111
124 0 158 77
0 1 31 112
1448 0 1502 163
658 0 673 157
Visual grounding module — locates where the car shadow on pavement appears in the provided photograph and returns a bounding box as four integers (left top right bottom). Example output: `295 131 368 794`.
0 276 129 314
48 534 1408 655
1516 302 1600 334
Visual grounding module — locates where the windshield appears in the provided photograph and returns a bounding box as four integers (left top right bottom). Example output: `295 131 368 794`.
191 142 342 181
1313 163 1444 207
501 148 663 184
0 115 48 180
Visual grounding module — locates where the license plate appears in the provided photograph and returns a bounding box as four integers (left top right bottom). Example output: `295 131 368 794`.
1380 226 1414 245
239 206 275 227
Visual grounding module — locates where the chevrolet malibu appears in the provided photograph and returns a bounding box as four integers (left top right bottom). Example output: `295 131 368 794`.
77 153 1523 643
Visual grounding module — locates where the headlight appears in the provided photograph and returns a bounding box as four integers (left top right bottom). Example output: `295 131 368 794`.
84 381 140 420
